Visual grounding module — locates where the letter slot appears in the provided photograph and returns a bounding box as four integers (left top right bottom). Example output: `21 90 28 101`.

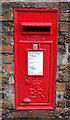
21 22 52 34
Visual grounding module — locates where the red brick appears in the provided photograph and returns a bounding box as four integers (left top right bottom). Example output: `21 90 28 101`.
12 111 27 118
2 45 13 53
2 22 13 33
64 34 70 43
1 9 13 21
2 110 9 114
59 35 64 42
2 100 13 109
57 101 66 108
58 45 66 54
57 108 70 117
46 2 59 8
60 2 67 11
2 2 9 7
6 2 59 10
57 83 66 91
3 64 12 73
9 2 23 8
58 73 69 82
3 26 10 32
60 23 69 32
2 55 13 63
66 100 70 108
33 2 59 8
0 11 13 21
2 34 13 44
2 110 9 118
59 65 70 72
27 110 53 117
3 84 14 92
2 75 9 83
60 12 70 22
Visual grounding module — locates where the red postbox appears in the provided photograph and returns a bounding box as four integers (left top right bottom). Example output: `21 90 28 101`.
14 9 59 110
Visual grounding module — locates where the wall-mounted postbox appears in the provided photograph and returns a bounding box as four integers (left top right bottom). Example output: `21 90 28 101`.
14 9 59 110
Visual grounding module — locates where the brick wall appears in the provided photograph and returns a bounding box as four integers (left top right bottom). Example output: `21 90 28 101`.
1 1 70 120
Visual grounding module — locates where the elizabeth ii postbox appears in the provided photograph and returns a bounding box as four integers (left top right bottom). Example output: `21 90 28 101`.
14 9 59 110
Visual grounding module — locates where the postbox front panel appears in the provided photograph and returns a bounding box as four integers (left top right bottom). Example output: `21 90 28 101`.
14 9 59 110
20 42 51 104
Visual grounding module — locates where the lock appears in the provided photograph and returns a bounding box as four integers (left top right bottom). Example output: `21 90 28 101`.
14 9 59 110
25 77 31 85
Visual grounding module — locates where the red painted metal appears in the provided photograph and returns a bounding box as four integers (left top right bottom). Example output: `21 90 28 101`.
14 9 59 110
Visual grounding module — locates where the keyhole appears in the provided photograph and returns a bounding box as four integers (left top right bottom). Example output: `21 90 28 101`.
26 77 28 81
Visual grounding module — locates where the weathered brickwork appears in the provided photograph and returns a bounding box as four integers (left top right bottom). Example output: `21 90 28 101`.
0 1 70 120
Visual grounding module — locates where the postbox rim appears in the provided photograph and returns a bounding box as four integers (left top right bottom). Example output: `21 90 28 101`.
14 8 59 13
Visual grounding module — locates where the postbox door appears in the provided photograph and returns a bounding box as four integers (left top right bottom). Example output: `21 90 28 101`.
18 42 52 106
14 9 59 110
